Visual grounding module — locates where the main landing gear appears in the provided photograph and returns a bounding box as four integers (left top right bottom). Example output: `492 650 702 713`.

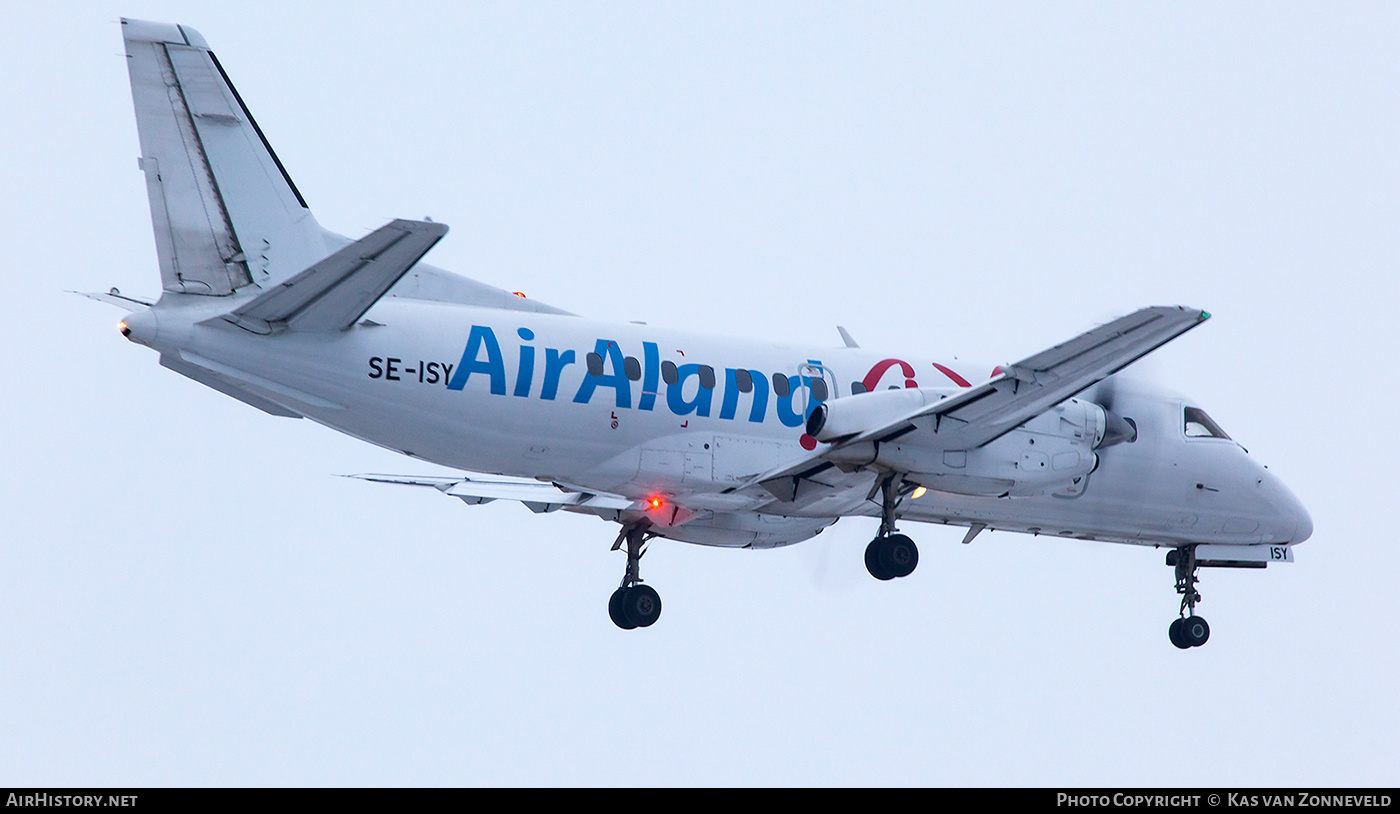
1167 546 1210 649
865 473 919 581
608 522 662 630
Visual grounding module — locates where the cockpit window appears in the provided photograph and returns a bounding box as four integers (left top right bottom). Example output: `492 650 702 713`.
1183 407 1230 439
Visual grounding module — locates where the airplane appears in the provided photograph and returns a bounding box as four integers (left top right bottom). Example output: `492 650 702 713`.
89 19 1312 648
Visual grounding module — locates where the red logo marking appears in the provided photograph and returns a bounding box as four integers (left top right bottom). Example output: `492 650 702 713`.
931 362 971 387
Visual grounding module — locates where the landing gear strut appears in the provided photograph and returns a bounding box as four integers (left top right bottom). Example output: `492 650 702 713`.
865 473 919 581
608 522 662 630
1167 546 1210 648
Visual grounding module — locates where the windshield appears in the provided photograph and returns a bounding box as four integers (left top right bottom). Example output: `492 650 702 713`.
1183 406 1230 439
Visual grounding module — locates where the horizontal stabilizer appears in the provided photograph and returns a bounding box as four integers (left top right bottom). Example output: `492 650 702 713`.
223 219 447 334
71 289 154 310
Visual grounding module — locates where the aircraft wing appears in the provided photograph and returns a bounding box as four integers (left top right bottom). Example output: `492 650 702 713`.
348 473 638 514
740 306 1210 499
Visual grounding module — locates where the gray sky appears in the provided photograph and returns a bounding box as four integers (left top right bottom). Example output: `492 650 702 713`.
2 1 1397 785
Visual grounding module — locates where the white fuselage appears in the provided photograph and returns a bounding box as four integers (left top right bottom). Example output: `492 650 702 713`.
124 295 1312 550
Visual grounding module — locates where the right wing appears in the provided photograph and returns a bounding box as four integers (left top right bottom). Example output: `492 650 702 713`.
740 306 1210 499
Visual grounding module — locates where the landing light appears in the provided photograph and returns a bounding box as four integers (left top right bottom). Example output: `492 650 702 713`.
910 486 927 499
118 321 130 337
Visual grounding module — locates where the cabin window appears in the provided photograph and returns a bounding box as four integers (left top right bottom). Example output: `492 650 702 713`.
624 356 642 381
585 352 604 377
1183 407 1230 439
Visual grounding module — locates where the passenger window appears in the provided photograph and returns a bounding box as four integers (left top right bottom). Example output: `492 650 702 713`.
1183 407 1230 439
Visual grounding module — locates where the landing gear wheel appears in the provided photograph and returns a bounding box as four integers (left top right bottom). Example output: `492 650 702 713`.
865 534 918 580
879 533 919 578
1169 618 1191 649
609 588 638 630
620 584 662 628
865 539 895 581
1182 615 1210 647
609 523 662 630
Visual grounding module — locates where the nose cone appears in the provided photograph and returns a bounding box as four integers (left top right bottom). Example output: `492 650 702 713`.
1263 470 1313 545
1289 495 1314 544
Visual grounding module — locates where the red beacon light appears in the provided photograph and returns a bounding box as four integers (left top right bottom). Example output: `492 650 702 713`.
647 496 665 510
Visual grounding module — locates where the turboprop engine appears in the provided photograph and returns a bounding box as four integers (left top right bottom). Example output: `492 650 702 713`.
807 389 1135 497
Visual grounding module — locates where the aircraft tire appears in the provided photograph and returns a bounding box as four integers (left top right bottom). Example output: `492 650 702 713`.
622 584 663 628
1169 618 1191 649
878 534 919 578
609 588 638 630
1182 615 1210 647
865 540 895 581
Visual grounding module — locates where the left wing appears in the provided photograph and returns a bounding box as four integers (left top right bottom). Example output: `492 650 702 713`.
348 473 637 514
739 306 1209 499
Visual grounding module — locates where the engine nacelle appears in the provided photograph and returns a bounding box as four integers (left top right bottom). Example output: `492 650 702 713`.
806 387 959 442
875 397 1109 497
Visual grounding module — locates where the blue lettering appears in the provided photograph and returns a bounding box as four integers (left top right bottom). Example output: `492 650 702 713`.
513 327 536 397
667 363 713 418
447 326 506 394
573 339 632 408
638 341 660 411
720 368 768 423
539 347 576 401
775 374 805 427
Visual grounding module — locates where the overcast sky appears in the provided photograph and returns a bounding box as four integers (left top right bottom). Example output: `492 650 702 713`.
2 2 1397 785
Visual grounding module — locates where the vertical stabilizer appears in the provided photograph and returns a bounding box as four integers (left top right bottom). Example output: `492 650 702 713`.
122 19 324 297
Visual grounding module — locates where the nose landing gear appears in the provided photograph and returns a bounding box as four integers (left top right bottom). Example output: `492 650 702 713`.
608 522 662 629
1167 546 1210 649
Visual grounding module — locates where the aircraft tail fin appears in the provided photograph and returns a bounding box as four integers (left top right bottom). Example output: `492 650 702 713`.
122 19 576 317
123 19 326 297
